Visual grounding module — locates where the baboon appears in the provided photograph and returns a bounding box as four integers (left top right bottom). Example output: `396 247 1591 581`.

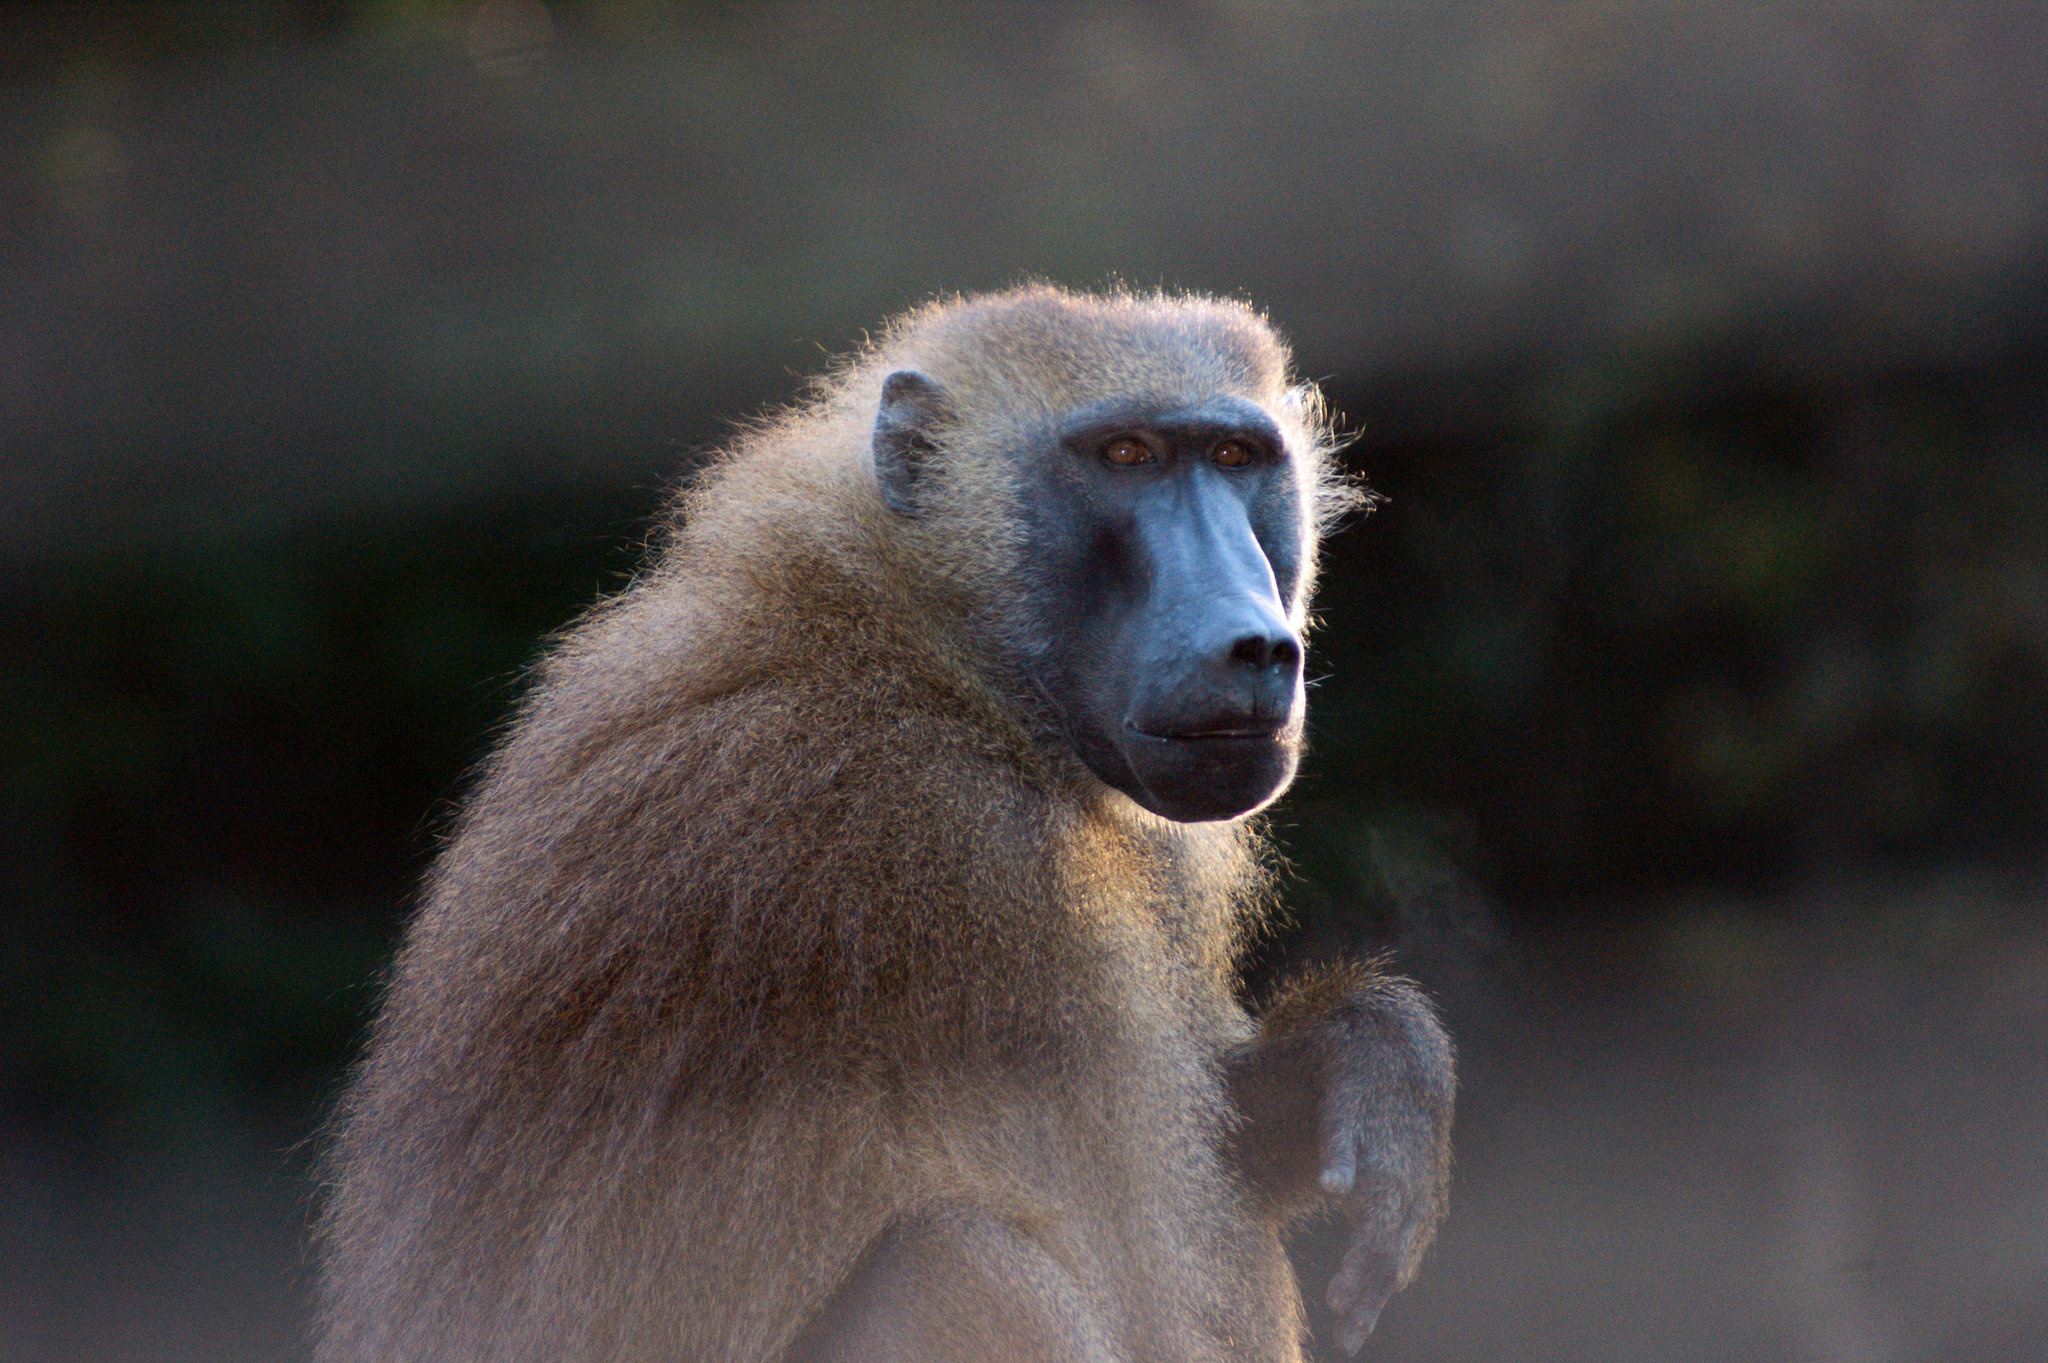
316 286 1454 1363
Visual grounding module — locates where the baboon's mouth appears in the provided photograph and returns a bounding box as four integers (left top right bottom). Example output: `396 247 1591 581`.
1109 716 1301 821
1127 719 1289 743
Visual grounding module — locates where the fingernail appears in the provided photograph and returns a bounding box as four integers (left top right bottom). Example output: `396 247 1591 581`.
1320 1166 1354 1194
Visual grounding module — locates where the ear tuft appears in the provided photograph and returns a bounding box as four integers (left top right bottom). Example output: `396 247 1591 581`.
873 370 949 517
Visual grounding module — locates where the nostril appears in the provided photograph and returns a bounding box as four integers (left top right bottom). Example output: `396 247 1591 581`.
1230 633 1301 670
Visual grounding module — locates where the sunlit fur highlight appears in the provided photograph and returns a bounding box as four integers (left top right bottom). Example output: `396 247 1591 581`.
315 286 1352 1362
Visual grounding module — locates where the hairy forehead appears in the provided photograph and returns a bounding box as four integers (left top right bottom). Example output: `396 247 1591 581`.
887 288 1290 410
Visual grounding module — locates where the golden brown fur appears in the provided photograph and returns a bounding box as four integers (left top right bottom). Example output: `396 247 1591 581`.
315 287 1359 1362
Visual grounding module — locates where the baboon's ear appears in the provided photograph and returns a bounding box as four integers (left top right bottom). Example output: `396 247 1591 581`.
873 370 950 518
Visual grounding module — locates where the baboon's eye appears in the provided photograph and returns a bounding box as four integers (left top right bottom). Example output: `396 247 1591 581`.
1213 440 1253 468
1103 437 1154 467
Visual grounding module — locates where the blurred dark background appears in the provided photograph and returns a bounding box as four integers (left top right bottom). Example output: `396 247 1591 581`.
4 2 2046 1359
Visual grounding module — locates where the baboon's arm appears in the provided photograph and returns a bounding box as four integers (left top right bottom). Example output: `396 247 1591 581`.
1223 963 1455 1353
790 1207 1117 1363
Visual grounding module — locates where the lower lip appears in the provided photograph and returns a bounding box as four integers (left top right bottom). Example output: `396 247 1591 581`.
1127 724 1287 743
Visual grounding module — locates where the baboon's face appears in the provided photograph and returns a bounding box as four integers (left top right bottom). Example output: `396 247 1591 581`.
873 372 1310 823
1016 392 1309 822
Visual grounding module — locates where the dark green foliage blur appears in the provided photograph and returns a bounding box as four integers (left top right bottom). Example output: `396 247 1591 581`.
1313 331 2048 901
2 487 652 1144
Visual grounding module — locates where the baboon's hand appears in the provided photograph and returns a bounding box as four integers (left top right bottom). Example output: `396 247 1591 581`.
1314 983 1454 1354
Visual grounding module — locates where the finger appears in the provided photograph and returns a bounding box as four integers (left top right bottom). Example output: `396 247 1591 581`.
1318 1065 1370 1194
1334 1295 1386 1356
1319 1147 1356 1195
1344 1181 1403 1269
1327 1182 1407 1309
1327 1237 1394 1354
1325 1230 1374 1316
